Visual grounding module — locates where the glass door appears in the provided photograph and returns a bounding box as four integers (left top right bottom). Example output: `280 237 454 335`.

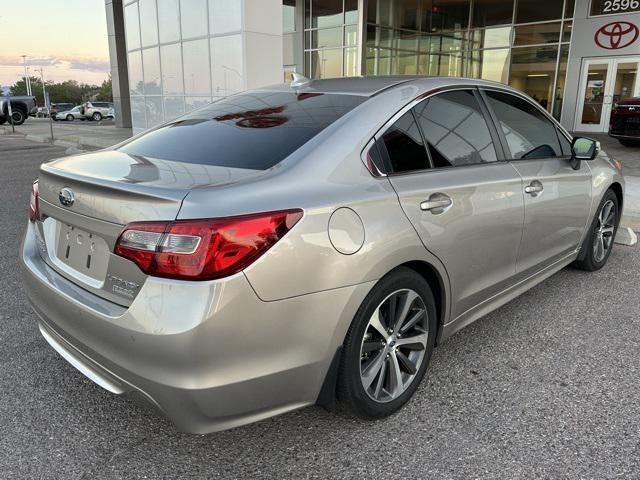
612 61 640 105
576 60 611 132
576 57 640 133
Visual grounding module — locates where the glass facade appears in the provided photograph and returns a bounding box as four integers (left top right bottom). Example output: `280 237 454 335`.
304 0 360 78
123 0 244 132
120 0 584 133
300 0 574 119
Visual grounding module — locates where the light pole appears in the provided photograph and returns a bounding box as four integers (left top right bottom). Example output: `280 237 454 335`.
34 67 54 141
26 67 33 97
21 55 31 96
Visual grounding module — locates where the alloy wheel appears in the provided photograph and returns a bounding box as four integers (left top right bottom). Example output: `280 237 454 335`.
593 199 616 263
360 288 429 403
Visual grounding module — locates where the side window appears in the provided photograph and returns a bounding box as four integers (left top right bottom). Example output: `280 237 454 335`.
484 90 563 160
413 90 497 168
381 111 431 173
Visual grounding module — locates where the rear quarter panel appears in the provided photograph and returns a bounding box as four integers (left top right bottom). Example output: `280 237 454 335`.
178 84 452 316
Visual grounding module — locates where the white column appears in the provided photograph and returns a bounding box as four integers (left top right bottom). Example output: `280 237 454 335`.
242 0 284 89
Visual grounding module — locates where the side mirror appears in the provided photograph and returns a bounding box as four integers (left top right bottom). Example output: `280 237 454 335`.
571 137 599 161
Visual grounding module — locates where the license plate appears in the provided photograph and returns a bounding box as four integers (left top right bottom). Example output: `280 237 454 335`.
55 222 109 281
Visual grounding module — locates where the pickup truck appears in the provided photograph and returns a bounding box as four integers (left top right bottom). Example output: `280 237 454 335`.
0 96 38 126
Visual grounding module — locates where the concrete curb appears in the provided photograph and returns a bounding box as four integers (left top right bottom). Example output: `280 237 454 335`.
615 226 638 246
3 130 112 152
25 134 52 144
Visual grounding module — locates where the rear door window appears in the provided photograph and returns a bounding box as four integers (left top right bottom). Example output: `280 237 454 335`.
413 90 498 168
119 91 366 170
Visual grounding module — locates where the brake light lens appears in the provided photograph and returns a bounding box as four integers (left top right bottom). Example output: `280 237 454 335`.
29 180 40 222
114 209 303 280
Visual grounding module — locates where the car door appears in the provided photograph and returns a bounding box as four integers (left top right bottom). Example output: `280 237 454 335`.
481 89 592 276
383 89 525 320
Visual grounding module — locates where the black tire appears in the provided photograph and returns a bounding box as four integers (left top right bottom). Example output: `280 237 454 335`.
92 112 102 121
337 267 437 419
573 189 620 271
11 109 26 125
618 138 640 147
66 114 74 122
0 117 6 125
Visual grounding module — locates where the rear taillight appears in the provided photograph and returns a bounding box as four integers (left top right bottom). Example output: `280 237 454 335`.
114 209 303 280
29 180 40 222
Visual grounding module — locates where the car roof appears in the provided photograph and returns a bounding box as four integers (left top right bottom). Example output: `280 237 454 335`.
262 76 520 97
261 76 423 97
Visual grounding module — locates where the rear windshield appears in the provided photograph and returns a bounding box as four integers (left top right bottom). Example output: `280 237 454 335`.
118 91 366 170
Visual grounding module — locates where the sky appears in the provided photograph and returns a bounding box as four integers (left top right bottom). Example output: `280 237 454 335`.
0 0 110 87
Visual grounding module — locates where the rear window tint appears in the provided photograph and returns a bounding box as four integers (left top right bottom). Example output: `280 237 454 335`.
119 91 366 170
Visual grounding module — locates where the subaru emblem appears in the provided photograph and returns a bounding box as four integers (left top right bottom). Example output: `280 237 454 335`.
59 187 75 207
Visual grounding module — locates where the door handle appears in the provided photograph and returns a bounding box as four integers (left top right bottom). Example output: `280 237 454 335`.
524 180 544 197
420 193 452 214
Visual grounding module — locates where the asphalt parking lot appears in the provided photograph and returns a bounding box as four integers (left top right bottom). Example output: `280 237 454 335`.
1 135 640 479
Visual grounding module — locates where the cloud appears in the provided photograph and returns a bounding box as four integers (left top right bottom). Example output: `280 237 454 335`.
0 55 109 73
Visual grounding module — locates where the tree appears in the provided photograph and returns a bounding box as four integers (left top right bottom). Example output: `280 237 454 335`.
96 76 113 102
8 77 108 106
9 77 45 104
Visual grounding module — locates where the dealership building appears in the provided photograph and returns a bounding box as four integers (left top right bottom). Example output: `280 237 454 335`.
104 0 640 134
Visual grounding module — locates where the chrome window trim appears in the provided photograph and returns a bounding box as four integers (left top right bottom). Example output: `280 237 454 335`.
361 81 576 179
360 138 387 177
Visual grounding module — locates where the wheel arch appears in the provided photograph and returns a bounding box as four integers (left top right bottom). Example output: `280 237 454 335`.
576 183 622 264
11 102 28 113
397 260 447 344
609 182 624 216
317 258 449 410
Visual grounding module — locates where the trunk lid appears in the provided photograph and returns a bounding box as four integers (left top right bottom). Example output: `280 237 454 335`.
35 150 264 306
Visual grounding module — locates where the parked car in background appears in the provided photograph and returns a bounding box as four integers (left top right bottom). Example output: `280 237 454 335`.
82 101 113 121
55 105 85 122
609 98 640 146
0 95 37 125
36 107 50 118
22 77 624 434
50 103 75 119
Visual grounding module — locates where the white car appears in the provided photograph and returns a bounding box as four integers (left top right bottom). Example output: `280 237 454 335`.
55 106 85 122
82 101 113 121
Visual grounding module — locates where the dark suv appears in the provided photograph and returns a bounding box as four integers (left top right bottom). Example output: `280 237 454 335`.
609 98 640 146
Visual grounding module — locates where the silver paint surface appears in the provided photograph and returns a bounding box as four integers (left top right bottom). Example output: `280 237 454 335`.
21 76 624 433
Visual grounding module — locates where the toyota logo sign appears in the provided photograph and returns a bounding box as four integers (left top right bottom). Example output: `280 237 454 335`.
595 21 639 50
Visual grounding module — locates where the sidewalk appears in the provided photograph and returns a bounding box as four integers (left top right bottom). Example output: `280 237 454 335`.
0 117 132 153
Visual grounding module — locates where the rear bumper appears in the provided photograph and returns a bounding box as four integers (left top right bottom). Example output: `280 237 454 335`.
21 222 372 433
609 116 640 139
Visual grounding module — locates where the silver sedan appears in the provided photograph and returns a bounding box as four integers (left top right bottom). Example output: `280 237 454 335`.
55 105 84 121
21 76 624 433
